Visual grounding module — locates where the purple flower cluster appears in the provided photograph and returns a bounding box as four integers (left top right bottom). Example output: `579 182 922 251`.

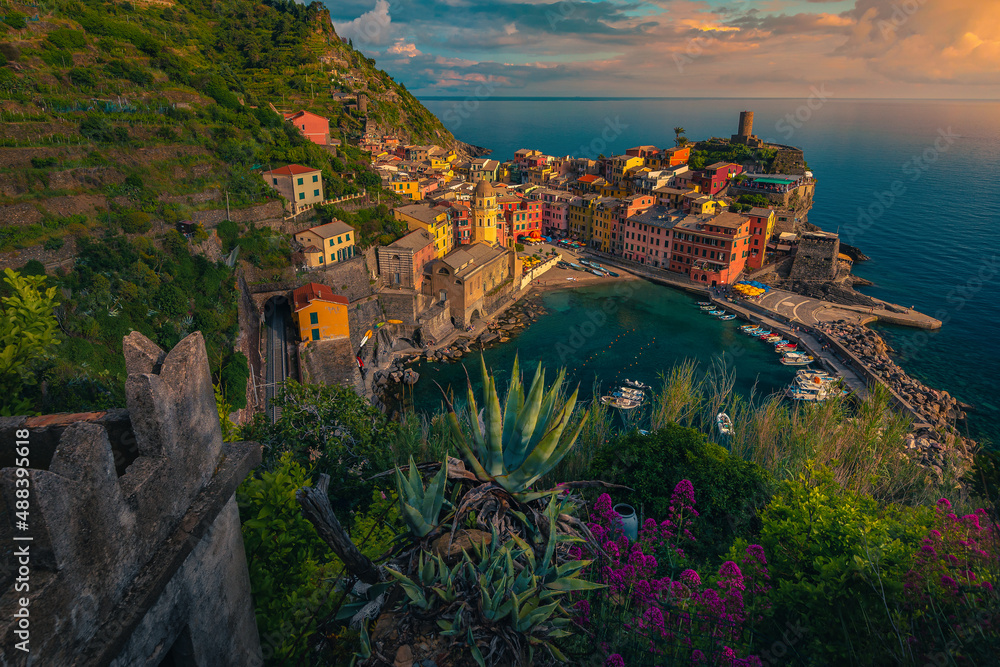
585 482 769 666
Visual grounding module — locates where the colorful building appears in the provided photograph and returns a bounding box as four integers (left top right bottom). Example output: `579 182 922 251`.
745 207 776 270
471 179 500 246
621 206 679 267
394 203 454 258
262 164 324 214
695 162 744 196
567 194 598 241
283 110 331 146
294 220 356 268
378 229 436 290
607 155 644 185
292 283 349 343
668 211 752 285
592 197 620 252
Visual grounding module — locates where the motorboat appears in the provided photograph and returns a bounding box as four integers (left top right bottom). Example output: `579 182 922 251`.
716 412 734 436
700 304 716 311
786 387 830 401
600 395 642 410
796 370 833 381
775 344 798 352
780 355 815 366
769 339 789 346
719 314 737 321
698 301 712 307
754 330 773 338
708 310 726 316
623 379 650 390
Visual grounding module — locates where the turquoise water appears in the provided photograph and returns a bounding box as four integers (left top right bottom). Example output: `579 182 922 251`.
420 98 1000 444
409 281 800 417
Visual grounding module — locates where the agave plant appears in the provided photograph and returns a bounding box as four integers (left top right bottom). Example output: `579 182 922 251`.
395 456 449 537
444 356 588 501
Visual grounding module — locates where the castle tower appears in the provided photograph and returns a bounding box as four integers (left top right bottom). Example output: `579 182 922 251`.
471 179 498 246
738 111 754 138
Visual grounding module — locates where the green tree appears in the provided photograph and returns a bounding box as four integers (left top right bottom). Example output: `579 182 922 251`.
0 269 61 415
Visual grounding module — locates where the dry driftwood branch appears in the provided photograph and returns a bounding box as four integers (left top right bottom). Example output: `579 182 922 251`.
297 474 381 585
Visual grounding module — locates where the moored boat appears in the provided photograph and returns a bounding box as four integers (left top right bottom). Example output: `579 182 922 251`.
697 301 712 307
623 379 650 390
719 314 737 321
708 310 726 316
780 355 815 366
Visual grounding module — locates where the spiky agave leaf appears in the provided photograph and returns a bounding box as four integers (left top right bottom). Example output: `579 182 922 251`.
395 456 449 538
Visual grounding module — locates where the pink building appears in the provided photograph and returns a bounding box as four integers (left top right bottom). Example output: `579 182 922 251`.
533 189 572 237
621 205 678 267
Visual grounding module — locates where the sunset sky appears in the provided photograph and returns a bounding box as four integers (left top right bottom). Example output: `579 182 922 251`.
324 0 1000 98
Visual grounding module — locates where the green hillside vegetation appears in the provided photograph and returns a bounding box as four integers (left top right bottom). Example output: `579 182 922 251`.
0 0 459 253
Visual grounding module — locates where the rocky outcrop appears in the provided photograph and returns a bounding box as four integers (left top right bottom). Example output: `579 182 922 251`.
822 322 976 481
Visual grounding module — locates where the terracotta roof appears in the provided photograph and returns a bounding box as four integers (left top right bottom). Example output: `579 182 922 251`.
577 174 600 184
292 283 348 311
263 164 321 177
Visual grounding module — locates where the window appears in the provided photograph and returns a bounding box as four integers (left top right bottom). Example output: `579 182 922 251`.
311 329 320 341
337 236 342 244
272 178 278 185
319 255 324 263
299 192 305 200
297 177 304 185
330 254 335 262
313 189 319 197
309 312 319 325
345 233 350 241
312 175 319 182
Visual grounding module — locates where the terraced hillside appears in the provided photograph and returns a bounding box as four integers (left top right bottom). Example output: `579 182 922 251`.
0 0 471 256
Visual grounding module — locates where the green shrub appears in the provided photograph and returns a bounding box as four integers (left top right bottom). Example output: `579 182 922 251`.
221 351 249 410
43 237 65 251
30 157 58 168
3 13 26 30
589 424 772 561
47 29 87 50
119 210 151 234
514 242 525 252
68 68 95 88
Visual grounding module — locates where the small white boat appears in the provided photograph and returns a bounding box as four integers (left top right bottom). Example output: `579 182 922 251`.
623 379 650 390
697 301 712 307
700 304 716 311
796 370 833 381
719 314 737 321
708 310 726 316
716 412 734 436
601 395 642 410
780 356 815 366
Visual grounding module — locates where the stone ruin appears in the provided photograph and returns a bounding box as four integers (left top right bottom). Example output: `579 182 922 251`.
789 230 841 282
0 332 263 665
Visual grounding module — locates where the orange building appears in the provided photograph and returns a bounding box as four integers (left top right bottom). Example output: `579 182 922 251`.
745 207 776 270
292 283 349 343
283 110 331 145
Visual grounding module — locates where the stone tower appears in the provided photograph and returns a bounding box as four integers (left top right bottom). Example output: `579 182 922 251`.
738 110 754 138
471 179 498 246
0 332 263 665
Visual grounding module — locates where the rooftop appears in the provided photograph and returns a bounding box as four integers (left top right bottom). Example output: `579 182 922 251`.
748 207 775 217
262 164 320 177
395 204 447 226
299 220 354 239
627 205 680 229
386 229 435 251
292 283 348 311
708 211 751 229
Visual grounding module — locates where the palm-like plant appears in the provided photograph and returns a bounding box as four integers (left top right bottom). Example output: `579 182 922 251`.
443 356 588 502
674 126 686 147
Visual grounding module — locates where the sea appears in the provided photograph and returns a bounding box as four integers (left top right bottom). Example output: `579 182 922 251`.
416 98 1000 445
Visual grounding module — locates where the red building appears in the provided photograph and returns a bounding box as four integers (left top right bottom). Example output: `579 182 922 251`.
444 201 472 245
745 207 776 270
668 211 752 286
695 162 743 196
497 194 543 244
283 110 330 146
620 205 678 267
662 146 691 167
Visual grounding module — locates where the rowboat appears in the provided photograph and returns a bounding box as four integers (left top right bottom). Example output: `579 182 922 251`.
719 314 737 321
775 344 798 352
700 305 716 311
780 355 814 366
717 412 734 436
753 330 772 337
387 319 403 324
708 310 726 316
698 301 712 307
607 271 619 277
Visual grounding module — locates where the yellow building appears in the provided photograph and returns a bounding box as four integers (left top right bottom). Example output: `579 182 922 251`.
607 156 643 185
261 164 324 214
471 179 499 246
387 177 420 201
292 283 349 343
568 194 598 241
593 198 620 252
394 203 454 258
294 220 356 268
688 195 724 216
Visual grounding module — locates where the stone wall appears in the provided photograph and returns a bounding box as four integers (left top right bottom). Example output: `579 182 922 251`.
298 337 363 395
0 332 262 665
789 233 839 282
191 200 285 227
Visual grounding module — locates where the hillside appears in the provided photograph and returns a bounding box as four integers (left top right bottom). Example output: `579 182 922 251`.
0 0 476 256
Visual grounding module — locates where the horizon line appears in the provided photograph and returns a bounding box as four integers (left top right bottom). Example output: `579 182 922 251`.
417 96 1000 102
